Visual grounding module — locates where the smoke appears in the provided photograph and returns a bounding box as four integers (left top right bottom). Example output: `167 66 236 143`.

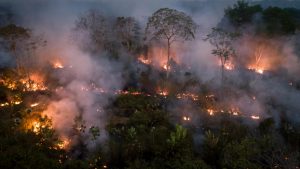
160 0 300 129
1 0 131 150
1 0 300 152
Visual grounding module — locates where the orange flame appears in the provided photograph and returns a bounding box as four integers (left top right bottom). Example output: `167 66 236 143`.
138 55 151 65
248 66 264 74
53 61 64 69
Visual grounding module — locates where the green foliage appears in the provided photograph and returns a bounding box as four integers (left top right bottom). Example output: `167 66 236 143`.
221 137 261 169
73 115 86 133
114 94 161 116
0 108 65 169
0 24 30 41
224 0 299 36
115 17 141 54
89 126 100 141
225 0 262 27
167 124 187 146
146 7 197 78
205 28 238 62
74 10 142 59
258 118 275 135
146 8 197 42
263 7 297 36
205 27 238 83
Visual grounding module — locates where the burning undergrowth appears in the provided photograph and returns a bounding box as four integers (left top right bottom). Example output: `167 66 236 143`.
0 2 300 168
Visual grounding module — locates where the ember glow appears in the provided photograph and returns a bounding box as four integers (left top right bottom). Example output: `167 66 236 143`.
207 109 215 116
138 55 151 65
13 101 22 105
176 93 199 101
163 63 168 71
52 61 64 69
0 102 9 107
251 115 260 120
115 90 145 96
138 47 179 71
56 138 70 150
248 66 264 74
183 116 191 121
1 1 300 168
32 121 41 133
228 107 240 116
19 73 47 91
218 60 234 70
157 88 168 96
224 61 234 70
30 103 39 107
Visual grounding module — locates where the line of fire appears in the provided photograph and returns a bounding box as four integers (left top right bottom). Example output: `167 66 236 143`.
0 1 299 169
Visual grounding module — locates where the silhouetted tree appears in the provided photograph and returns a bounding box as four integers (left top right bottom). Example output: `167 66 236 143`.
145 8 197 78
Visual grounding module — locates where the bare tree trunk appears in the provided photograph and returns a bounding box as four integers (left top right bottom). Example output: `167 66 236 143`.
220 57 225 85
166 39 170 79
220 57 225 99
12 49 21 76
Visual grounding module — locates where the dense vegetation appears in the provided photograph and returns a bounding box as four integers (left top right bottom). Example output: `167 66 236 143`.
0 1 299 169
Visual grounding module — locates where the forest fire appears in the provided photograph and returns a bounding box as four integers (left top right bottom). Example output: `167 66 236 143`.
163 63 168 71
138 55 151 65
19 73 47 91
0 102 9 107
1 1 300 168
53 61 64 69
224 61 234 70
13 101 22 105
228 107 240 116
157 88 168 96
176 93 199 101
115 90 145 96
32 121 41 133
218 60 235 70
138 46 179 71
248 66 264 74
56 138 70 150
207 109 215 116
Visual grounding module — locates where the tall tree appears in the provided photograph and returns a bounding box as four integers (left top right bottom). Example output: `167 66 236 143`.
205 28 237 85
224 0 262 27
145 8 197 78
263 7 297 36
0 24 30 74
114 17 141 54
74 10 114 56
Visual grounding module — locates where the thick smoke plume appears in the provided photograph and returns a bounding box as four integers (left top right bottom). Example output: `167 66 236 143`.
1 0 300 151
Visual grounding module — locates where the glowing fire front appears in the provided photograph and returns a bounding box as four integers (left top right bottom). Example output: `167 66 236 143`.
207 109 215 116
19 73 48 91
157 88 168 96
137 47 179 71
176 93 199 101
27 119 51 134
52 60 64 69
138 55 151 65
218 60 234 70
248 65 264 74
56 138 70 150
224 61 234 70
163 63 168 71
